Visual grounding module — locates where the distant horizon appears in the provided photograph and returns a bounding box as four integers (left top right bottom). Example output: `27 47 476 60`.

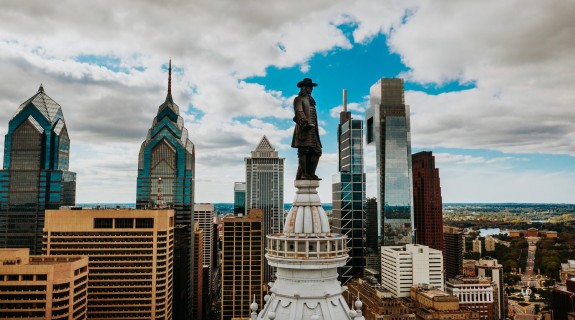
2 2 573 204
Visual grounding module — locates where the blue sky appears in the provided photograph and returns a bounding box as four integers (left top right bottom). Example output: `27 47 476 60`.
1 0 574 204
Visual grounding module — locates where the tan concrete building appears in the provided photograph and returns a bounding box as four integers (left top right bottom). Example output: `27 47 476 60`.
484 236 496 252
472 238 482 255
410 284 480 319
43 208 174 320
193 221 204 320
0 248 88 320
343 278 415 320
221 209 264 320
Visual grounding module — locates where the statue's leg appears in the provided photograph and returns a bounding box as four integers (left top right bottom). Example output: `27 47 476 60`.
308 147 322 180
297 148 309 180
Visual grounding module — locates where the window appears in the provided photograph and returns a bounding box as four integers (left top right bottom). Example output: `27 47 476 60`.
115 218 134 229
136 218 154 229
94 218 113 229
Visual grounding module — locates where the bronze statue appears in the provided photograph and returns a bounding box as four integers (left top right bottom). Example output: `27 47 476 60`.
291 78 322 180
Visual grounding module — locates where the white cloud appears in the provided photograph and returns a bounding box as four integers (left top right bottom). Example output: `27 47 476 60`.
0 0 574 204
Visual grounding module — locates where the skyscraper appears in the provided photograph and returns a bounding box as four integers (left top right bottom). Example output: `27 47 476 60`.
443 226 464 280
221 209 264 320
245 135 284 282
412 151 444 251
366 78 413 246
233 182 246 215
136 61 195 320
0 85 76 254
43 208 175 320
332 89 365 284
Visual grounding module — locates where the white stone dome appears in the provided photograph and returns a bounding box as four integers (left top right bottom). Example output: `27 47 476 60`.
282 180 330 235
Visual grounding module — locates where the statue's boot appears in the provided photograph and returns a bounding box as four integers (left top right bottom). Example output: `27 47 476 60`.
298 156 311 180
308 154 321 180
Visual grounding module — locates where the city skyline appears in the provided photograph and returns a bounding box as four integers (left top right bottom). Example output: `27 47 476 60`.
1 1 574 204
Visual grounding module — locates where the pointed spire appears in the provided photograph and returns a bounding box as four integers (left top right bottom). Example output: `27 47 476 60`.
38 83 44 94
166 59 173 103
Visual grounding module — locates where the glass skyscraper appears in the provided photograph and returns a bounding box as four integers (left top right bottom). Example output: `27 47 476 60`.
0 85 76 254
136 62 196 320
332 90 366 284
233 182 246 215
366 78 413 246
245 135 283 282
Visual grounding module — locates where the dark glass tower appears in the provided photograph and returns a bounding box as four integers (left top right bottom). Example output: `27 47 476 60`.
136 62 195 320
443 226 463 280
412 151 444 251
0 85 76 254
366 78 413 246
332 89 366 284
233 182 246 215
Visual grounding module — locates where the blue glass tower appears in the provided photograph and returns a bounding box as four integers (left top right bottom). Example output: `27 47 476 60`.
136 61 195 319
0 85 76 254
366 78 414 246
332 89 366 284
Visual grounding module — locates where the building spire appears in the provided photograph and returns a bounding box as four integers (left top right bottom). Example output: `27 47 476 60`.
38 83 44 94
166 59 173 103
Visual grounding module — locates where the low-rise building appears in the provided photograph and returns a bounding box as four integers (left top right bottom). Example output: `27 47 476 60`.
445 276 496 320
344 278 415 320
561 260 575 283
0 248 88 320
553 278 575 320
410 284 480 320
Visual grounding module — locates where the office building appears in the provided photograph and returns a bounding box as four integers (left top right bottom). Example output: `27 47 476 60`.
195 202 215 313
473 238 482 255
485 236 496 252
366 78 413 246
410 284 480 320
0 248 88 320
476 258 505 320
412 151 443 251
365 197 378 252
256 180 357 319
245 135 284 282
443 226 464 280
195 203 215 269
381 244 444 297
43 208 174 320
446 276 497 320
561 260 575 282
332 89 366 284
221 209 264 320
0 85 76 254
233 182 246 215
135 61 195 319
343 278 415 320
193 222 204 320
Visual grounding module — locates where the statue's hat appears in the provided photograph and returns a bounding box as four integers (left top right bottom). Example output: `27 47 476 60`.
297 78 318 88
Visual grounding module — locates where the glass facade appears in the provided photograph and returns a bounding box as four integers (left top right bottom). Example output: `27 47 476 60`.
136 65 196 320
233 182 246 215
0 85 76 254
332 110 366 284
245 136 283 282
366 78 414 246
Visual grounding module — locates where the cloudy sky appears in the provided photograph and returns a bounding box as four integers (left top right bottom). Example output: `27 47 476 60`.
1 0 574 204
